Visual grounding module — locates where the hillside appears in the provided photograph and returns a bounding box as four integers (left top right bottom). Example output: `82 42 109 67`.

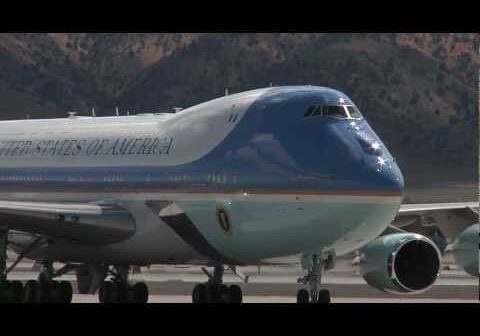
0 33 477 198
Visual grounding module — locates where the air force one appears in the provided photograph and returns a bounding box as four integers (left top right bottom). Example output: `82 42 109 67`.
0 86 477 303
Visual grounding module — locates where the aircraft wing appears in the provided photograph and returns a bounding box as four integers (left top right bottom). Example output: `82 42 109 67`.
392 202 479 241
398 202 479 214
0 200 136 245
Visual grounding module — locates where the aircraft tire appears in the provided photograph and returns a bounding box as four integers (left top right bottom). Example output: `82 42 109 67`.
192 283 207 303
0 281 15 303
111 282 129 303
218 284 231 303
59 281 73 303
9 280 24 303
296 289 309 304
99 281 113 303
35 282 51 303
23 280 38 303
109 282 122 303
228 285 242 304
131 282 149 303
49 282 65 303
317 289 331 304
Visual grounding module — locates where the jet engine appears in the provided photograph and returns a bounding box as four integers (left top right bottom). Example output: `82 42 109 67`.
451 224 479 277
359 233 441 294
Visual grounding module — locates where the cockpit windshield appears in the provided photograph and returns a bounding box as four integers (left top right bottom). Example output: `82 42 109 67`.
304 104 363 120
345 105 362 119
323 106 347 118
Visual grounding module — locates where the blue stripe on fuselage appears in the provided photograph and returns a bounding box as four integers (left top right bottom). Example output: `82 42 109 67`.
0 87 404 194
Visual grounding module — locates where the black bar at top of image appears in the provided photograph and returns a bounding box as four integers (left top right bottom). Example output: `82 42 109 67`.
0 2 479 32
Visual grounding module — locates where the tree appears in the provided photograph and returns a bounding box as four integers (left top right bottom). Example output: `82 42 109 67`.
449 115 460 125
392 99 399 109
436 73 445 84
391 72 402 86
410 92 420 105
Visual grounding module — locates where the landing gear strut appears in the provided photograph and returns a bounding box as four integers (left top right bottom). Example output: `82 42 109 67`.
192 265 243 303
297 254 331 304
0 229 26 303
98 265 149 304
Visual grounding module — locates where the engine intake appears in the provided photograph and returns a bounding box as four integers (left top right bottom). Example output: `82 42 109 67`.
360 233 441 294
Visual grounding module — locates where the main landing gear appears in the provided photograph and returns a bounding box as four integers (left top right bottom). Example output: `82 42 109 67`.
0 261 73 303
22 279 73 303
0 228 74 303
98 265 149 304
0 228 148 304
297 254 331 304
21 263 74 303
192 266 243 303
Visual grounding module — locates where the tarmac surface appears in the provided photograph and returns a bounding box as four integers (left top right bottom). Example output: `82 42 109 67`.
6 257 479 303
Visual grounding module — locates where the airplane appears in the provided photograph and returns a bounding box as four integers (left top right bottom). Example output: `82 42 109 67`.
0 86 477 304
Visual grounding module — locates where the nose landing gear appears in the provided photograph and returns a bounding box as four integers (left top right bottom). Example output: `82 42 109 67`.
297 254 332 304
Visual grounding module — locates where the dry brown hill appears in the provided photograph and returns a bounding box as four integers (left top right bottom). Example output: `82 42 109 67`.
0 33 477 193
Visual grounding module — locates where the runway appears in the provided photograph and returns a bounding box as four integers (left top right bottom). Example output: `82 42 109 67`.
6 257 479 303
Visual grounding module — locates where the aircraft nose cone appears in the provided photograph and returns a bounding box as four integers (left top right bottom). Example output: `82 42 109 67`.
369 155 404 194
351 127 403 194
382 159 404 191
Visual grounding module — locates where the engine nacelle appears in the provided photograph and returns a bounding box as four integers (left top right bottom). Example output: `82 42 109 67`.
451 224 479 277
359 233 441 294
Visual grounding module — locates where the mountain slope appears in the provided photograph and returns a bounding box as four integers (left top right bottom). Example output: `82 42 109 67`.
0 33 477 192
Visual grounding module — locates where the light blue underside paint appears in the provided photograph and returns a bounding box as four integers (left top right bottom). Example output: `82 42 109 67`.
178 198 401 263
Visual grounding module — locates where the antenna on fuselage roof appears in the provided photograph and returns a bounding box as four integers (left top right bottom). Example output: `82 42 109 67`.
115 106 120 117
127 110 130 116
91 107 96 117
225 88 229 96
173 107 183 113
269 82 273 87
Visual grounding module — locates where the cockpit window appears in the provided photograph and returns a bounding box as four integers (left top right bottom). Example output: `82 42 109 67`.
304 106 316 118
304 104 363 120
345 105 363 119
323 105 347 118
311 106 323 116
